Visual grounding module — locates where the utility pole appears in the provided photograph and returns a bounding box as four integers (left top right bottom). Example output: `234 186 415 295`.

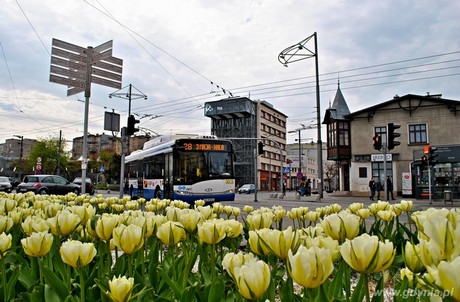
109 84 147 198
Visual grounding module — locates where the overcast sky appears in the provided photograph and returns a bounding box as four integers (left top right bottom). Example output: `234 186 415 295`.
1 0 459 149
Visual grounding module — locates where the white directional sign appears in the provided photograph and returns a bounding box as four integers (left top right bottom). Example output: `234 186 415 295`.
50 38 123 96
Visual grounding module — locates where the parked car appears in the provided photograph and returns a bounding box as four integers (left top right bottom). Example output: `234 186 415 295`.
0 176 13 193
16 175 81 195
238 184 255 194
72 177 95 195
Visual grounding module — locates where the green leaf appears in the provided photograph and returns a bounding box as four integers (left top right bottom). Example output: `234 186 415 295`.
371 276 384 302
44 284 64 302
350 274 366 302
41 265 70 301
18 268 38 291
6 266 20 301
208 277 225 302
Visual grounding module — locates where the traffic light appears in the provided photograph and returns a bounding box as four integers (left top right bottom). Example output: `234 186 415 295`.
258 141 264 155
127 115 140 136
373 135 382 150
387 123 401 150
428 146 438 165
421 154 427 166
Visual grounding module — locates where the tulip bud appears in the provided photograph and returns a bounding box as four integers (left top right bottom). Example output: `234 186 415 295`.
340 234 395 274
107 275 135 302
113 224 144 254
60 240 96 268
0 216 13 233
156 221 186 246
21 231 53 257
287 245 334 288
0 232 12 258
403 241 424 273
197 219 226 245
233 259 271 300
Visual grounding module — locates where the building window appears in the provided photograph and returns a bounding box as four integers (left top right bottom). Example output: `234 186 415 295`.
338 121 349 146
409 124 427 144
359 167 367 178
371 162 392 182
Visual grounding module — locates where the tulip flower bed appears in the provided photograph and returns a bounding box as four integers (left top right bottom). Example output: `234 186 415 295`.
0 192 459 302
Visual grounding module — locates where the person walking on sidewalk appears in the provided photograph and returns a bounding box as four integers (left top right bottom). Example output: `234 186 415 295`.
387 176 395 200
376 178 383 200
369 177 376 201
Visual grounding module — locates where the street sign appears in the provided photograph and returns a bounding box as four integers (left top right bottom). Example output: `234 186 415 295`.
92 67 122 81
50 65 86 81
50 38 123 91
91 75 122 89
49 74 86 89
52 38 86 54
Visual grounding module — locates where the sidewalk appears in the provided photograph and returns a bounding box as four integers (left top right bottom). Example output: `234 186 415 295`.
268 191 459 211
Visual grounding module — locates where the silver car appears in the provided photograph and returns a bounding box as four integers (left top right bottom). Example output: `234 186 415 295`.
0 176 13 193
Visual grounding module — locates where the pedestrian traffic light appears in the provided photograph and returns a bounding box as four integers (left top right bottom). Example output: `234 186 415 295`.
428 146 438 165
258 141 264 155
387 123 401 150
127 115 140 136
373 135 382 150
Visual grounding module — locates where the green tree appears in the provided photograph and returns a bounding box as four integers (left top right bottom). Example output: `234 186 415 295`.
27 137 70 177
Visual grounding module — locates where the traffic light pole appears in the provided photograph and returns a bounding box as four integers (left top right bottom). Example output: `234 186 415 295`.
383 145 388 201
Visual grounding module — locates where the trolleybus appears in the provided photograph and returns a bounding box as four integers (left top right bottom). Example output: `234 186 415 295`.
125 134 235 202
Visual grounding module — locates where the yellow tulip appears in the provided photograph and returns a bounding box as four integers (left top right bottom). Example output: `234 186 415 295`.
246 212 274 230
21 231 53 257
320 211 360 243
107 275 135 302
248 229 270 257
178 209 202 234
376 210 396 222
48 211 81 237
223 219 243 239
233 259 271 300
252 226 300 260
194 199 205 207
403 241 424 273
196 205 215 220
60 240 96 268
87 214 119 242
144 213 167 238
0 232 12 258
347 203 364 214
399 200 414 212
22 216 49 235
222 251 257 280
243 205 254 214
340 234 395 274
156 221 186 246
287 245 334 288
197 219 226 245
433 257 460 301
213 203 224 216
0 216 13 233
357 208 371 220
303 235 340 262
113 224 144 254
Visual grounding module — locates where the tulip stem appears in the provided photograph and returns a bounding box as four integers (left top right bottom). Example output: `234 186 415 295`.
364 274 370 302
79 268 85 302
1 256 7 302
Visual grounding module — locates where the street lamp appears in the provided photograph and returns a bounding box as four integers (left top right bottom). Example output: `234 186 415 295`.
279 32 324 198
14 135 23 181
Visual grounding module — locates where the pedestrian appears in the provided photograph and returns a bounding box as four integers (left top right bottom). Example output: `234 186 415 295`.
369 177 375 200
376 178 383 200
387 176 395 200
298 177 306 196
124 179 129 194
129 183 134 198
306 178 312 196
283 182 286 196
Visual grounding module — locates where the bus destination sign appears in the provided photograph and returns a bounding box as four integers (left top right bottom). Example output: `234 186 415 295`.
183 142 228 152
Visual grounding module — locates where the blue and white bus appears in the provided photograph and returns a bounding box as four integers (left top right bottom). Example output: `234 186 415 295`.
125 134 236 202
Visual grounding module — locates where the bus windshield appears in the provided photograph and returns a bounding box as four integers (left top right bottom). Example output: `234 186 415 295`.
176 151 233 184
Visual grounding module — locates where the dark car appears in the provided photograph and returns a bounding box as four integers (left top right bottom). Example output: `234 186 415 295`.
237 184 255 194
9 177 20 188
0 176 13 193
16 175 81 195
72 177 95 195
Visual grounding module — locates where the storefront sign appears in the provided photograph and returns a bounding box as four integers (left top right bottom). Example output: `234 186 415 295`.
371 154 392 162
